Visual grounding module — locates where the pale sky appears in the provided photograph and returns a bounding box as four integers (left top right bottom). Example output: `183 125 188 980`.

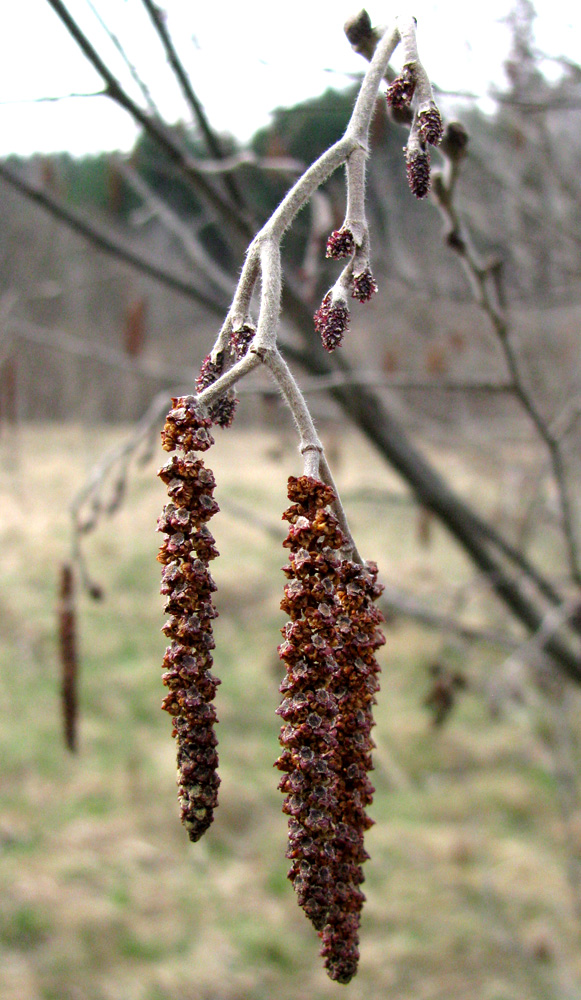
0 0 578 156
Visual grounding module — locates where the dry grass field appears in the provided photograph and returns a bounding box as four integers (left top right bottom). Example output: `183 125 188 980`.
1 423 581 1000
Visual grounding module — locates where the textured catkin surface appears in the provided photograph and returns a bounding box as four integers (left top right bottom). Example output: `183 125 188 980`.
157 397 222 841
275 475 385 982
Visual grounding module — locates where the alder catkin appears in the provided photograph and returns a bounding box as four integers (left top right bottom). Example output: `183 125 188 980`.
320 558 384 984
276 476 346 930
58 562 79 754
275 477 385 982
157 396 221 841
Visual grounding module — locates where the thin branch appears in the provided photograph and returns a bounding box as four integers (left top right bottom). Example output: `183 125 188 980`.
236 371 514 396
0 90 105 105
9 317 192 382
379 581 520 649
70 388 174 593
0 161 226 313
432 142 581 584
45 0 253 248
114 155 236 299
83 0 160 116
178 151 305 176
140 0 245 209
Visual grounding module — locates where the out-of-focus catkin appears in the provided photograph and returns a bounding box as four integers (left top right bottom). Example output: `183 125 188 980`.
58 562 79 753
157 396 221 842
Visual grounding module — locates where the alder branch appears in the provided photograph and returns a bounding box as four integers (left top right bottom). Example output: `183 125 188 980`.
45 7 581 682
84 0 160 116
0 161 226 313
139 0 245 210
114 156 236 300
184 18 404 568
45 0 253 249
237 371 514 396
432 136 581 584
9 317 191 382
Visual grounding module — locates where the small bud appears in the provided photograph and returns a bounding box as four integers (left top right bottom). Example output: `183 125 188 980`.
440 121 469 162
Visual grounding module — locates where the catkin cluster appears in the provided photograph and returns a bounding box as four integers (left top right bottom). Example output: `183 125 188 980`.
314 234 378 354
157 396 221 842
276 475 385 983
156 418 385 981
386 65 444 199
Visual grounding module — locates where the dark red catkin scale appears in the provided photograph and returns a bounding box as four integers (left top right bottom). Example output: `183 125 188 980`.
351 267 378 304
157 396 221 842
229 322 256 360
418 105 444 147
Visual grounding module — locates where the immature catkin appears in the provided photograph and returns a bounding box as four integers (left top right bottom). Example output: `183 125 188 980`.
418 105 444 147
386 65 416 108
157 396 221 841
406 148 431 199
351 267 378 304
313 293 350 353
196 353 238 429
58 562 79 753
326 227 356 260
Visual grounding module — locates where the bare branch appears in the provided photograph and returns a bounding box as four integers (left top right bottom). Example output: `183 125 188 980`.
237 370 514 396
0 90 105 105
45 0 253 247
432 129 581 583
114 155 236 299
9 317 191 383
379 581 520 649
0 161 226 312
179 150 305 176
139 0 245 209
84 0 160 116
